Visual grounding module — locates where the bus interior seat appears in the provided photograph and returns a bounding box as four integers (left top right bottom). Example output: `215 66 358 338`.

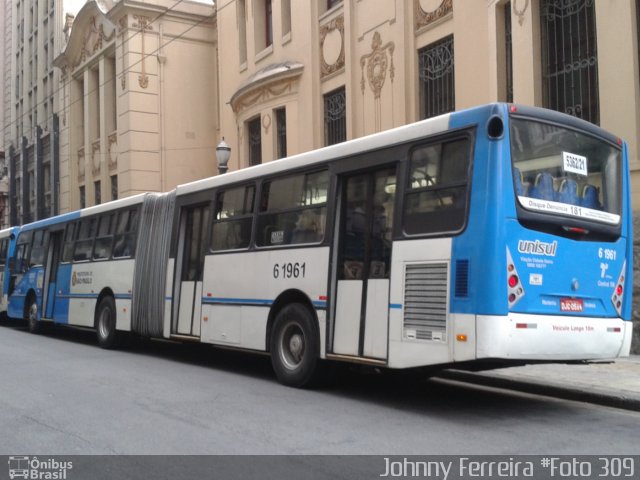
557 178 578 205
581 184 602 210
528 172 555 201
513 168 528 196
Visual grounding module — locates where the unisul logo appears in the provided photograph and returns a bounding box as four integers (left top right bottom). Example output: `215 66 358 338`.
517 239 558 257
8 456 73 479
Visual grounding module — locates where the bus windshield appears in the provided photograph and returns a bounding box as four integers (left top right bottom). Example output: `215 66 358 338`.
510 118 621 226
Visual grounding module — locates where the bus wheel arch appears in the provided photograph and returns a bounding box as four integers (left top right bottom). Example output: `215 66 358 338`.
24 289 41 334
267 290 321 388
266 290 318 352
94 289 120 349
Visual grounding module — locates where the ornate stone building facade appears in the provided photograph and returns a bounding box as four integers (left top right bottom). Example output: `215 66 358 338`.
54 0 218 211
6 0 640 216
217 0 640 210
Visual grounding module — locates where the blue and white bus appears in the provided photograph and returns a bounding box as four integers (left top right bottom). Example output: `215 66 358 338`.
8 195 144 344
8 103 632 387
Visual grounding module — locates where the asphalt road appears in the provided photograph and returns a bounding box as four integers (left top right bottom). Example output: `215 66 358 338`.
1 318 639 457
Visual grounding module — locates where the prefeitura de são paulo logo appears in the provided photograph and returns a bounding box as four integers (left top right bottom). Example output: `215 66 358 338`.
8 456 73 479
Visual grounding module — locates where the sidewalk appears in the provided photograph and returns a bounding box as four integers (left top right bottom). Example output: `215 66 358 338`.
437 355 640 411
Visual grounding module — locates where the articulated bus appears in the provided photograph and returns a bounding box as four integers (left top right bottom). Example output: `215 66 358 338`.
7 103 632 387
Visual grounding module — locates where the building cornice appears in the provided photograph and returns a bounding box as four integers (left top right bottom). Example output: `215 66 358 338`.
230 62 304 113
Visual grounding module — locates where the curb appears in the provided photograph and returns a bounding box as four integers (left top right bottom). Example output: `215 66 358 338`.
436 369 640 412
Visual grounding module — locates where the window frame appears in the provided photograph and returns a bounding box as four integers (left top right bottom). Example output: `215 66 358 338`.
324 87 347 146
400 129 475 238
248 116 262 166
418 34 455 120
209 183 257 253
255 169 330 249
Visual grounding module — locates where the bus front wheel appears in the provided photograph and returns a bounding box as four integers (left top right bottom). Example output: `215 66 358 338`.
96 296 120 349
270 303 320 388
25 295 41 334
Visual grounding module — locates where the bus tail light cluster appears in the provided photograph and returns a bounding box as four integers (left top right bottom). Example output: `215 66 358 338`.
611 261 626 316
507 248 524 308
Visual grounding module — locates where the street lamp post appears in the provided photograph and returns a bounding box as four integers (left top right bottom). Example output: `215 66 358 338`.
216 138 231 175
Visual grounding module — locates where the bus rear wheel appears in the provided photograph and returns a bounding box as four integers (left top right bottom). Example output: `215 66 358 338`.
96 296 120 349
270 303 320 388
25 295 41 334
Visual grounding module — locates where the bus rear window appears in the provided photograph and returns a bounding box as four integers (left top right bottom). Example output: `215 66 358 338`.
510 118 621 225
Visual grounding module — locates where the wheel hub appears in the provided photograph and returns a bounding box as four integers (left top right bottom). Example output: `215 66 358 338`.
289 334 303 357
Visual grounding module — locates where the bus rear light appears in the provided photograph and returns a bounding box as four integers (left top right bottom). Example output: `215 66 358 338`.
611 261 626 316
509 105 517 113
564 226 589 234
516 323 537 329
506 248 524 308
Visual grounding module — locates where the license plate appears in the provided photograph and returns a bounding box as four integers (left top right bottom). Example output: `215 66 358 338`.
560 298 584 312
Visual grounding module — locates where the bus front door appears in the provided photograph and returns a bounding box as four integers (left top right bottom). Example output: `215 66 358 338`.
43 230 64 319
332 168 396 360
172 204 209 338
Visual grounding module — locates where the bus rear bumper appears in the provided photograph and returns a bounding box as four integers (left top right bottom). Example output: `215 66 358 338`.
477 313 631 361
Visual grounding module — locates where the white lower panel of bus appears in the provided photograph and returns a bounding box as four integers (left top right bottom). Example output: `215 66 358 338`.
477 313 631 360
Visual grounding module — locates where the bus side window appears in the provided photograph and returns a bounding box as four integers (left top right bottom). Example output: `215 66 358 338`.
93 214 115 260
113 209 138 258
211 185 255 251
73 218 96 262
30 230 48 267
62 223 76 263
403 138 471 235
14 232 33 273
256 170 328 247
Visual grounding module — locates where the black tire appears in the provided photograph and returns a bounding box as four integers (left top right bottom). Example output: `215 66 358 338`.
95 296 120 349
270 303 321 388
25 294 41 334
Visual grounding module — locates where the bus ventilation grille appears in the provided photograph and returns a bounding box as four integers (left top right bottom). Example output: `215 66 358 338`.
455 259 469 298
403 263 448 341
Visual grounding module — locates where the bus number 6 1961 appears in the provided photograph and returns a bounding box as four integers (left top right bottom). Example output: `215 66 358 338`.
273 262 306 279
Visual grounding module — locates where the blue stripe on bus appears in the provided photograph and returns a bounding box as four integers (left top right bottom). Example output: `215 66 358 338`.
202 297 327 309
389 303 403 309
57 293 132 300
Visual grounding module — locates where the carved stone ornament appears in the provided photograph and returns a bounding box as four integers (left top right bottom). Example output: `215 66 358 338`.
513 0 529 26
360 32 395 99
262 113 272 134
73 15 115 71
415 0 453 31
92 140 101 176
108 133 118 171
234 80 293 114
118 16 128 34
118 16 128 90
133 15 153 89
77 147 85 181
320 15 345 78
